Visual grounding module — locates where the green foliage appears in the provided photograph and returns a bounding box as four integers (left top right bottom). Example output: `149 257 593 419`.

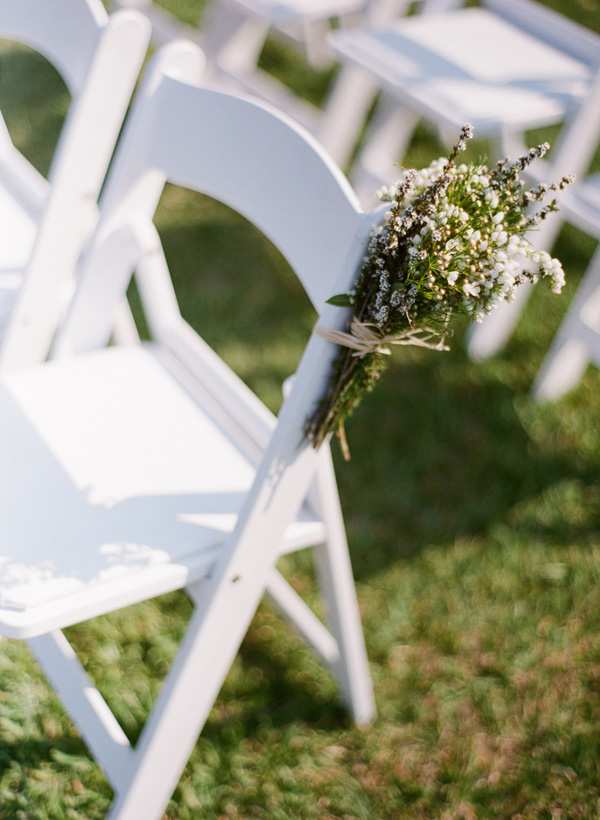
1 4 600 819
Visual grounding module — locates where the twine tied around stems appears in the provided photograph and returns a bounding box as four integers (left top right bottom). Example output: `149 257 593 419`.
313 316 450 356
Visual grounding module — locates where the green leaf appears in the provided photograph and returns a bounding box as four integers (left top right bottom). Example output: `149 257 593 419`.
326 293 353 307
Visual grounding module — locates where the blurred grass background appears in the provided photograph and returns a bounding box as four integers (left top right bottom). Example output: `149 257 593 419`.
1 1 600 817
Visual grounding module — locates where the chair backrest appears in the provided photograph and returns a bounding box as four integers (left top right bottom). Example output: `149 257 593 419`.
55 40 377 498
57 39 371 352
0 0 109 95
0 0 150 372
0 0 150 193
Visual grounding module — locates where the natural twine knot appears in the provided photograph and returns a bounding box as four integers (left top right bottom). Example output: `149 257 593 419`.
314 317 450 356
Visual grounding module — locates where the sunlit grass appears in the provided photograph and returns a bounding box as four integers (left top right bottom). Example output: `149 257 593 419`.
1 3 600 819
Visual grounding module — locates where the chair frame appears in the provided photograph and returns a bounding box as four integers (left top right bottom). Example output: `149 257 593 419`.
466 66 600 361
320 0 599 199
113 0 410 133
530 167 600 399
1 41 378 820
0 0 150 372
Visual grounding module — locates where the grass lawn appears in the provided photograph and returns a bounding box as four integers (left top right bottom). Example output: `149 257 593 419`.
1 1 600 818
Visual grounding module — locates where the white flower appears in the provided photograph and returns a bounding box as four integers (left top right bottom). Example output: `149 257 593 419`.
463 281 480 297
498 272 515 287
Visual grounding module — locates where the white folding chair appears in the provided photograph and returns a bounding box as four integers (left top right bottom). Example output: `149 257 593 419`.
0 0 150 373
0 40 376 820
319 0 599 201
466 66 600 361
114 0 409 132
531 170 600 399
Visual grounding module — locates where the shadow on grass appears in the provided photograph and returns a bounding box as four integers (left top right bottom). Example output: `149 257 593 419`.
0 733 88 774
151 193 600 587
336 349 598 579
204 621 350 742
337 227 600 578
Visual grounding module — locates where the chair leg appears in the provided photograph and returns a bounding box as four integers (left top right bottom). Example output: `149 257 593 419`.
111 299 141 346
301 18 333 68
310 447 376 724
466 196 567 360
105 504 296 820
350 95 420 207
532 242 600 400
106 446 374 819
318 64 380 170
202 2 270 81
532 336 591 400
466 281 534 360
101 576 254 819
29 631 136 794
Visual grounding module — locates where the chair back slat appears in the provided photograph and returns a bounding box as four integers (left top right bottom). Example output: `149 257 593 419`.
0 0 107 94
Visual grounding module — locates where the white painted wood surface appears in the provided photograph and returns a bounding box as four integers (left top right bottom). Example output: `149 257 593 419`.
321 0 599 202
113 0 410 132
0 43 377 819
531 173 600 399
0 0 150 372
466 67 600 361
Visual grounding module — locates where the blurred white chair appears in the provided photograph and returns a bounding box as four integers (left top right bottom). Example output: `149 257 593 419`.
0 0 150 372
0 40 376 820
531 170 600 399
114 0 410 131
320 0 599 202
466 67 600 362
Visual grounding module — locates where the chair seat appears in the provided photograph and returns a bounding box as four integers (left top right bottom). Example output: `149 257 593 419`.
0 344 324 639
329 8 592 133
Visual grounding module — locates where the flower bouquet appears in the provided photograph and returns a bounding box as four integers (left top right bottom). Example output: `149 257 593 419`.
306 126 572 460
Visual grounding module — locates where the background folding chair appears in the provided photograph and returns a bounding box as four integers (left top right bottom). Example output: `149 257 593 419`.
319 0 599 203
466 66 600 361
0 39 376 820
0 0 150 373
113 0 409 132
530 166 600 399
